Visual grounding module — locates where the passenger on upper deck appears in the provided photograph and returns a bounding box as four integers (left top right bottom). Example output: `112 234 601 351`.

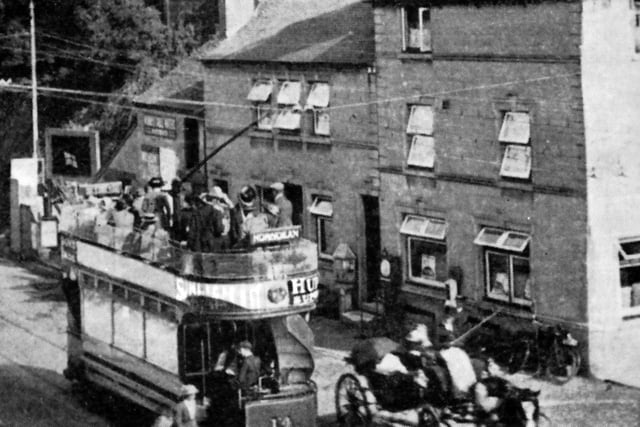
142 177 172 231
110 198 134 250
264 203 280 228
229 186 268 248
209 186 234 250
139 212 171 261
187 193 224 253
270 182 293 227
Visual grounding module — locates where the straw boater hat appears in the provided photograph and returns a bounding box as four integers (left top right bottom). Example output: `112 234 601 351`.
179 384 199 397
270 182 285 192
210 186 234 207
237 340 253 351
148 177 164 188
238 186 256 211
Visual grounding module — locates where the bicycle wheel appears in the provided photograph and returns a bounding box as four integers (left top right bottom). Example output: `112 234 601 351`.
335 373 372 426
546 344 581 384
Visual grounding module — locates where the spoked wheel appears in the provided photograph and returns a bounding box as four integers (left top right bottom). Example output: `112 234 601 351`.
335 373 372 426
547 344 581 384
420 405 446 427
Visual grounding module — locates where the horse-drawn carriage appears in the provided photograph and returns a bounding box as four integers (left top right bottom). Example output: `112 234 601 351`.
334 334 540 427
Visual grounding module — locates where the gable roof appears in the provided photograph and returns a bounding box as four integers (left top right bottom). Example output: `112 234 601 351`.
133 44 213 112
200 0 374 66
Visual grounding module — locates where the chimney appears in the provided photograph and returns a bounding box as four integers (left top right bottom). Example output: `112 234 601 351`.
220 0 258 38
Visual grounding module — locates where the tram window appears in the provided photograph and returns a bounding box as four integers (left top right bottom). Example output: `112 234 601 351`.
128 291 143 307
79 272 94 288
143 296 159 312
112 284 126 300
183 323 211 375
97 279 110 293
160 303 177 320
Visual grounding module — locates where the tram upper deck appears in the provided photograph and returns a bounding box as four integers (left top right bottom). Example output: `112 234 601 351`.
58 203 319 317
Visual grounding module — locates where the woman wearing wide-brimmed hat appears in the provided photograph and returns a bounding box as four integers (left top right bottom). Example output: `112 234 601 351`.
172 384 199 427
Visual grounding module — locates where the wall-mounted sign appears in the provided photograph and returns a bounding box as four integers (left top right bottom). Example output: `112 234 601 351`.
250 226 301 246
45 128 100 180
143 115 177 139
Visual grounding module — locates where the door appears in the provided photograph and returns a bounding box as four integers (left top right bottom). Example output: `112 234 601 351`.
284 183 304 228
362 195 381 302
184 118 200 170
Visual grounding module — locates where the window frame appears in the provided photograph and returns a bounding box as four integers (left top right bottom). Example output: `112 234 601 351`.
498 111 532 181
400 214 448 288
484 249 532 307
309 197 333 260
405 104 435 170
618 236 640 315
634 1 640 54
400 6 431 53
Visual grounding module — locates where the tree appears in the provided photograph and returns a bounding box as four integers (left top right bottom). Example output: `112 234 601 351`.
0 0 199 227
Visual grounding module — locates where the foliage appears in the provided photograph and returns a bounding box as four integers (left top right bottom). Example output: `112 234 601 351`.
0 0 200 227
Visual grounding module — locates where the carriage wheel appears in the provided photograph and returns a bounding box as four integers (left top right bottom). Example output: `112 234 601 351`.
335 373 372 426
420 405 446 427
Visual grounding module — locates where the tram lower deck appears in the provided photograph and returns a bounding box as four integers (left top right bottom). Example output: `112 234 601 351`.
60 222 319 427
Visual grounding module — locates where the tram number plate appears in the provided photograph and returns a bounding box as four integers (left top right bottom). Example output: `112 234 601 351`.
287 276 319 306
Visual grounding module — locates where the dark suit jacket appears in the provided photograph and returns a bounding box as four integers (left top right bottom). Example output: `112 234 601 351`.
172 400 198 427
274 194 293 227
238 355 262 392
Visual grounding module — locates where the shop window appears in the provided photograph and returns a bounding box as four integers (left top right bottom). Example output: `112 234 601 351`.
498 112 531 180
406 105 435 169
309 197 333 259
400 215 447 285
306 83 330 136
618 237 640 310
401 6 431 53
475 227 532 306
248 80 274 131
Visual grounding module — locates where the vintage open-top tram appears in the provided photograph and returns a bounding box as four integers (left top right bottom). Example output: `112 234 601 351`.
58 209 319 427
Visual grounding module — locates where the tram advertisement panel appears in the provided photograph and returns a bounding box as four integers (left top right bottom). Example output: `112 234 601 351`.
175 274 319 311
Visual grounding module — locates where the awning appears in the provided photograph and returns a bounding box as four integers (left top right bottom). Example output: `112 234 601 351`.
500 144 531 179
618 238 640 265
406 105 433 135
277 81 301 105
400 215 446 240
309 198 332 217
247 80 273 102
474 227 530 252
273 108 301 130
498 112 530 144
305 83 330 109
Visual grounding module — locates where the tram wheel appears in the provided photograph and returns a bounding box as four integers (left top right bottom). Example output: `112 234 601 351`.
335 373 372 426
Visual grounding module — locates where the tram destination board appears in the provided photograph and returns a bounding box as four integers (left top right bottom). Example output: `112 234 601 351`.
249 226 301 246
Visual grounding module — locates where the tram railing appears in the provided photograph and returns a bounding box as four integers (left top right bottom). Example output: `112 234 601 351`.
59 207 318 281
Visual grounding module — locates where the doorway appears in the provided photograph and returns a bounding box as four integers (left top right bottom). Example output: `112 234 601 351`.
362 195 381 303
184 118 200 170
284 183 304 228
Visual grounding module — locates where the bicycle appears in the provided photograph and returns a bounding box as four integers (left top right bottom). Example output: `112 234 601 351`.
507 316 581 384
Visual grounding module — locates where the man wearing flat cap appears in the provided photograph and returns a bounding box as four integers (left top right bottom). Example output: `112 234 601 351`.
270 182 293 227
173 384 199 427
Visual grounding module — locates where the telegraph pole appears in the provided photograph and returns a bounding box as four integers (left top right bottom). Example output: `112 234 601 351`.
30 0 38 158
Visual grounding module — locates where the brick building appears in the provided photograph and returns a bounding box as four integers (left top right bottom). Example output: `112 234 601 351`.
101 0 640 386
372 0 640 387
199 0 379 304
